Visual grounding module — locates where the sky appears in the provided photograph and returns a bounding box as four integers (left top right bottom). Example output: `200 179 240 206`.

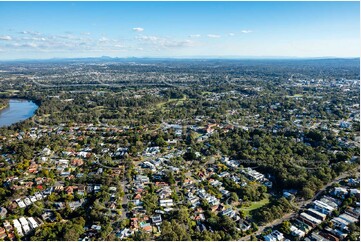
0 1 359 60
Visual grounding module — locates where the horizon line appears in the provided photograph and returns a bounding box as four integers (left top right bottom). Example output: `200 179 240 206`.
0 55 359 62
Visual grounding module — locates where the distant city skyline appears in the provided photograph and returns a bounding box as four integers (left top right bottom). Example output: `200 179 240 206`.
0 1 359 60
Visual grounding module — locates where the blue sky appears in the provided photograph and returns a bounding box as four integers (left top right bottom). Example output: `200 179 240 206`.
0 1 359 59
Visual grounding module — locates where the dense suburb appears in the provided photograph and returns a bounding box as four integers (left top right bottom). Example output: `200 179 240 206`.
0 58 359 241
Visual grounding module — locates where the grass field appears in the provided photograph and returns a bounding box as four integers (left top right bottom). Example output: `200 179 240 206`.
286 94 304 98
239 194 270 216
155 95 187 109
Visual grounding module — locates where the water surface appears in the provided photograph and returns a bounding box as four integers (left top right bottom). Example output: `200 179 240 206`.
0 99 38 127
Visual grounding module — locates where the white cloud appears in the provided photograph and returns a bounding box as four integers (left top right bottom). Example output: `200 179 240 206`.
137 35 196 48
0 36 12 41
133 27 144 32
207 34 221 38
19 31 41 36
241 30 252 34
2 32 126 53
21 37 47 41
229 33 235 36
99 37 109 42
189 34 201 38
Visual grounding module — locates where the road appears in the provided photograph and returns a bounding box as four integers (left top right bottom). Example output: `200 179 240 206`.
239 167 359 241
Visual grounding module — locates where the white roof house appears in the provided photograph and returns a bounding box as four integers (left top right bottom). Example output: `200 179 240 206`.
27 217 39 229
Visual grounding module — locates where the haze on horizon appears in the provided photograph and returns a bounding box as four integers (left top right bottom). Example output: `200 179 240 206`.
0 1 359 60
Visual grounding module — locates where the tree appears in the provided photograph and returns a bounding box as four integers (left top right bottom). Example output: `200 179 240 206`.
133 230 150 241
300 187 314 199
184 150 197 161
160 220 191 241
229 192 239 203
279 221 291 234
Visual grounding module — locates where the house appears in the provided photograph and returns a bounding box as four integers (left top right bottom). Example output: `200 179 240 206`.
319 231 340 241
312 200 335 215
91 225 102 231
349 189 360 197
195 213 206 221
28 163 38 173
117 228 133 239
221 208 236 218
159 199 174 207
15 199 26 208
42 186 54 196
29 196 37 203
42 148 51 156
141 223 152 233
35 192 43 200
94 184 101 193
77 185 86 196
135 175 150 184
263 230 284 241
243 167 265 181
151 215 162 225
0 207 7 219
283 192 295 200
19 217 31 234
55 186 64 192
331 187 348 198
331 213 358 230
0 227 7 240
300 212 322 226
12 219 24 237
305 208 327 221
42 211 56 222
3 220 13 232
27 217 38 230
71 158 84 166
347 178 359 187
109 187 117 193
205 123 217 134
23 198 32 206
290 225 305 239
157 186 172 199
309 232 327 241
239 220 251 231
65 186 78 195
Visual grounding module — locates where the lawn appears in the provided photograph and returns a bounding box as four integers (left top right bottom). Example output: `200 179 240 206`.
239 194 270 216
155 95 187 109
286 94 304 98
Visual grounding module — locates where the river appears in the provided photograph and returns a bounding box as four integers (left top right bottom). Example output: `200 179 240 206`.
0 99 39 127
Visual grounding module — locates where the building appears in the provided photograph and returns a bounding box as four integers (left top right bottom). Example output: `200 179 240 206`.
12 219 23 237
159 199 174 207
0 207 7 219
290 225 305 239
27 217 38 230
263 230 284 241
312 200 335 215
151 215 162 225
300 212 322 226
19 217 30 235
305 208 327 221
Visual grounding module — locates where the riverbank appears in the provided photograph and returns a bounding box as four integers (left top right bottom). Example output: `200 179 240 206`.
0 99 9 111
